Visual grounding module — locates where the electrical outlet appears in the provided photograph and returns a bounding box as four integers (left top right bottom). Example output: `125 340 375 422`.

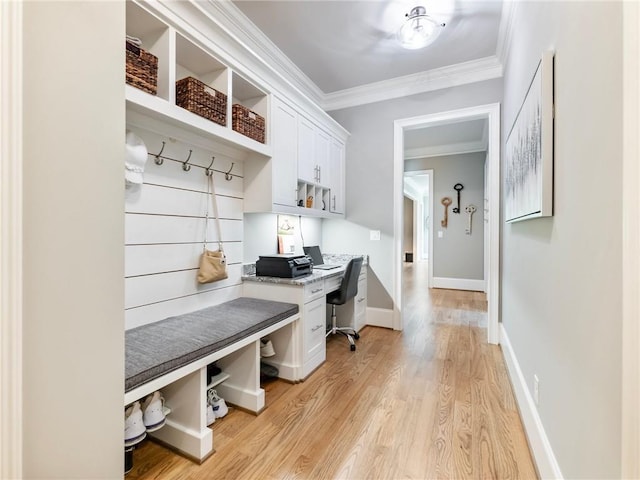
533 374 540 406
438 231 444 238
369 230 381 241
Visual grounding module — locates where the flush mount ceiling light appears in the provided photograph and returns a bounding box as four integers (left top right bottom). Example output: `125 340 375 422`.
398 5 445 50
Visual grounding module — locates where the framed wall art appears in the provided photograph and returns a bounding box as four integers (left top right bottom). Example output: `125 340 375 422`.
505 50 554 223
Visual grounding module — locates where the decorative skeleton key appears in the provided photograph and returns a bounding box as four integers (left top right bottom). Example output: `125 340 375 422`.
452 183 464 213
465 204 477 235
441 197 452 228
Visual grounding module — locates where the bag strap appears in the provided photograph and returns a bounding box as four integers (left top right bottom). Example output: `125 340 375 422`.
203 173 224 252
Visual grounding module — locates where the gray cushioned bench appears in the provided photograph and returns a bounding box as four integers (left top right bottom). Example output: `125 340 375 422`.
125 297 299 393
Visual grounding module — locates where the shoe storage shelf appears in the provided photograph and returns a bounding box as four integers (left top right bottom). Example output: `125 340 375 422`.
126 1 271 158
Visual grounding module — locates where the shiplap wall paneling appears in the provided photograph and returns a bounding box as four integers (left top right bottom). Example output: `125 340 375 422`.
125 126 245 330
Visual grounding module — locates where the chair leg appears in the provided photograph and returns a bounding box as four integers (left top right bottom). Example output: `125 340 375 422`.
326 304 358 351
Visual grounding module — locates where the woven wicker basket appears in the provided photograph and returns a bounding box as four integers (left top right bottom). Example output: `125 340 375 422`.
176 77 227 126
125 41 158 95
232 104 265 143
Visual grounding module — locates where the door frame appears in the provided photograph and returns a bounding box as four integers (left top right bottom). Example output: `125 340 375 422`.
1 1 24 477
393 103 501 344
404 169 434 286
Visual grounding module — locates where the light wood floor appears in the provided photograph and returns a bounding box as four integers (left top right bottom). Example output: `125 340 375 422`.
128 263 537 479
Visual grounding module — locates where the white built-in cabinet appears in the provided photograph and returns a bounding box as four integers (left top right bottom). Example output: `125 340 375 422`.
126 2 270 158
245 96 347 218
328 138 345 214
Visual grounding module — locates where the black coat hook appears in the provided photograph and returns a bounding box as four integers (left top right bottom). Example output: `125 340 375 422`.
225 162 235 181
153 141 166 165
205 156 215 177
182 149 193 172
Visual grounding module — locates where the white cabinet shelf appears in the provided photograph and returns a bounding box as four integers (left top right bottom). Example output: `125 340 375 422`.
126 2 271 158
206 371 230 390
126 85 271 158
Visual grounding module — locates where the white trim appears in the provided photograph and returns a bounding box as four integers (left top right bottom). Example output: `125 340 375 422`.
500 324 564 479
394 103 500 344
496 0 517 68
324 56 503 112
404 169 434 286
200 0 325 106
365 307 394 330
622 1 640 477
432 277 485 292
404 139 488 160
0 1 23 478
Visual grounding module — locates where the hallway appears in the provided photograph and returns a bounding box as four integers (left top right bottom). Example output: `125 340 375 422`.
129 263 537 479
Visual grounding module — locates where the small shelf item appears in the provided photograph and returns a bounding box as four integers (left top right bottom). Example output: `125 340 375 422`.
176 76 227 127
232 104 265 143
125 39 158 95
207 372 230 390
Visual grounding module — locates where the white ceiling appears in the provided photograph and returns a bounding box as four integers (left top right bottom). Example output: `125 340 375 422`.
229 0 497 157
233 0 504 94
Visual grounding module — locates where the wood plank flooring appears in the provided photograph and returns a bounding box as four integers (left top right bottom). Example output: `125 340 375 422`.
127 263 537 479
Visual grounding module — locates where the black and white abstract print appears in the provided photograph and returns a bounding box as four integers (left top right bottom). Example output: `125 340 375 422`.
505 61 543 222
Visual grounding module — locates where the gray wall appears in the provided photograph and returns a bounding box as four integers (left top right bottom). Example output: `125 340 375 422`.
501 1 622 477
406 152 485 280
23 2 125 477
324 79 502 308
403 196 413 257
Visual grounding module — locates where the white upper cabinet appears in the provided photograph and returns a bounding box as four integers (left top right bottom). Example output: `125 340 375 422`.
314 128 330 188
272 98 298 207
329 138 345 214
297 116 316 185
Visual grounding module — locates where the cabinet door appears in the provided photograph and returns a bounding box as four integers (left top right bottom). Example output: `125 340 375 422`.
272 98 298 207
303 296 326 376
329 138 345 214
314 128 330 187
297 116 316 184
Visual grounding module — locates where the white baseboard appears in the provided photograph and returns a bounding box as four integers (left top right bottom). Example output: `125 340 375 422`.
215 383 265 413
365 307 394 329
150 418 213 461
432 276 485 291
500 324 563 479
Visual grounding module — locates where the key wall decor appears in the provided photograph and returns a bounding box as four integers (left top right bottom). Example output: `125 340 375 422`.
441 197 452 228
465 204 477 235
452 183 464 213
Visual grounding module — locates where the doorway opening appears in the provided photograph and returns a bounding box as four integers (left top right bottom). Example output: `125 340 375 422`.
403 169 433 276
393 104 501 344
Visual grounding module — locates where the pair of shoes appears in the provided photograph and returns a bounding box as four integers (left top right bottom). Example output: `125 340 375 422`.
125 402 146 447
260 338 276 357
124 391 166 446
207 388 228 423
141 391 166 432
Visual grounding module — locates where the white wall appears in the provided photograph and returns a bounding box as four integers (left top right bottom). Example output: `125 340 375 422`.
243 213 322 263
124 126 245 330
22 2 124 477
326 79 502 308
406 152 485 280
501 2 623 477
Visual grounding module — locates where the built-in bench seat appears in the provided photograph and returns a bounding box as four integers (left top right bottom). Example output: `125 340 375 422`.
125 297 299 393
124 297 300 461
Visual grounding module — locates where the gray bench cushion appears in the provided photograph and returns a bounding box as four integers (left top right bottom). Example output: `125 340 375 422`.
125 297 299 392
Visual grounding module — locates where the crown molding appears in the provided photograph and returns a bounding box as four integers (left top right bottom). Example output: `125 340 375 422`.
404 139 488 160
204 0 325 106
323 56 503 112
496 0 518 68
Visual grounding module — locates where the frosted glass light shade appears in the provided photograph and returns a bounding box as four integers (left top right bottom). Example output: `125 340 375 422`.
398 6 444 50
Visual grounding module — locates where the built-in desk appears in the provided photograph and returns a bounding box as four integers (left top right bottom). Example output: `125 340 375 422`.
242 254 367 381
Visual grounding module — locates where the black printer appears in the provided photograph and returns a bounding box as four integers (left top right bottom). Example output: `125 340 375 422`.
255 254 313 278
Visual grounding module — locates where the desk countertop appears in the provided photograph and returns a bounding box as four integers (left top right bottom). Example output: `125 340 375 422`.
242 253 367 287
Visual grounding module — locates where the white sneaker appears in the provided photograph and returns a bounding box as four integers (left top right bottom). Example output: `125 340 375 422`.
208 389 229 418
260 338 276 357
141 391 166 432
125 401 146 447
206 405 216 426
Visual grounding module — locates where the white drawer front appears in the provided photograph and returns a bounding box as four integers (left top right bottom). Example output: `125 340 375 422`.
304 282 325 303
304 297 326 360
324 275 342 294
